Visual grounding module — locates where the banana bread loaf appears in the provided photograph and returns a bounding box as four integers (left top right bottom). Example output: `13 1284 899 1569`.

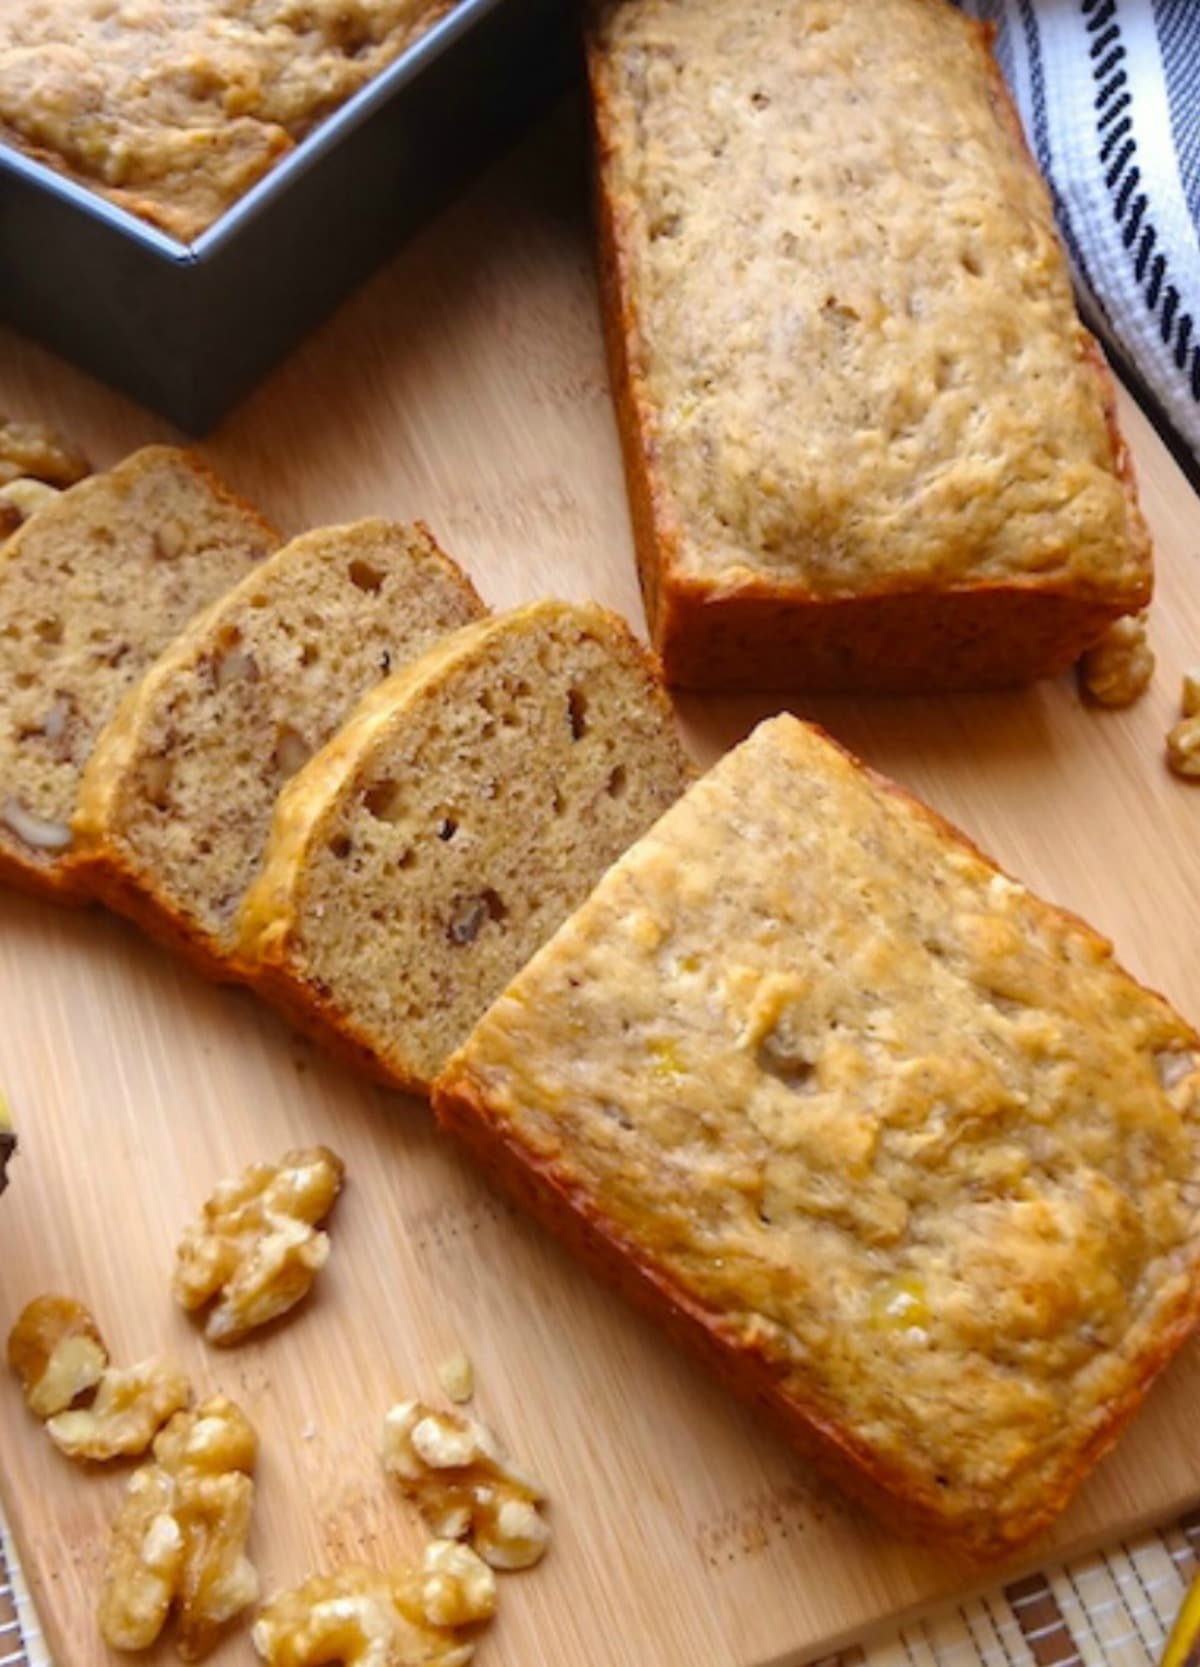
0 446 276 900
0 0 456 241
434 715 1200 1558
238 599 693 1093
591 0 1152 690
71 521 484 978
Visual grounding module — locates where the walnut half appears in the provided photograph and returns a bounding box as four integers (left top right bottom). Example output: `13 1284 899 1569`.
48 1357 191 1462
173 1146 345 1345
252 1543 495 1667
7 1293 108 1418
100 1394 259 1661
382 1401 550 1571
8 1292 190 1462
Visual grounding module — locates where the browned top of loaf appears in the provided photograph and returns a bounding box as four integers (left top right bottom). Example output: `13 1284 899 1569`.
591 0 1150 604
0 446 275 871
437 716 1200 1555
0 0 454 241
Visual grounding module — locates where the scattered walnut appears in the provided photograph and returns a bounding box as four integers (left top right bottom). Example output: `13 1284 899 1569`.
437 1353 474 1406
1167 715 1200 780
0 477 61 535
100 1394 259 1660
47 1356 191 1461
99 1464 186 1652
382 1401 550 1571
7 1294 108 1418
8 1293 188 1459
1166 669 1200 781
1182 669 1200 719
417 1540 496 1630
0 416 90 489
173 1146 345 1345
1079 612 1154 706
251 1549 492 1667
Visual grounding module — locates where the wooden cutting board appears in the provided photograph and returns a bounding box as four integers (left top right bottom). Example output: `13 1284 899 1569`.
1 97 1199 1667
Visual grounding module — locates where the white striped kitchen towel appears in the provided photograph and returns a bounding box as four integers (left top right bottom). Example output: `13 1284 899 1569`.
960 0 1200 477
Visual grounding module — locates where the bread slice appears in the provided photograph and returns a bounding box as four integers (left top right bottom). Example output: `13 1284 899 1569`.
590 0 1151 690
434 715 1200 1559
0 446 276 900
70 521 485 980
237 599 693 1093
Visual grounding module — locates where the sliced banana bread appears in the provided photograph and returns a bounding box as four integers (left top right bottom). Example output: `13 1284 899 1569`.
237 599 693 1094
0 446 276 900
434 715 1200 1559
71 521 485 979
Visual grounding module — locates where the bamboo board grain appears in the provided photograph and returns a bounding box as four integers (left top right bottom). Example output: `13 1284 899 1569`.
1 97 1199 1667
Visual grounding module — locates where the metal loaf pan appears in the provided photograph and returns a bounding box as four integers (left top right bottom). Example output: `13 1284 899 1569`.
0 0 579 433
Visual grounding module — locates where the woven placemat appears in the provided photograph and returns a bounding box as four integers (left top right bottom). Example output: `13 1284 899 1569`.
0 1510 46 1667
4 1506 1196 1667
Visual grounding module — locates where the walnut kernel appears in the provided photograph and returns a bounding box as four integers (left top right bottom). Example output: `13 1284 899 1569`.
47 1356 191 1461
0 416 90 489
98 1465 186 1651
251 1557 487 1667
173 1146 345 1344
1167 715 1200 780
436 1352 474 1405
1182 669 1200 719
382 1400 550 1571
7 1293 108 1418
100 1394 259 1660
1079 613 1154 707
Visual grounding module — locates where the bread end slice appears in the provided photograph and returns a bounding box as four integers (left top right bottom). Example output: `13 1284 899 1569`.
0 446 277 901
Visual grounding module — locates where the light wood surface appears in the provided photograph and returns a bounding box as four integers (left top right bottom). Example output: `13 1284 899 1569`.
1 97 1199 1667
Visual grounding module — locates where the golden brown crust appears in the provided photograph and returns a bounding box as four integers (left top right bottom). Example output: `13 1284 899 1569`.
650 581 1136 693
66 846 241 984
0 1 458 241
0 841 92 904
436 1067 1200 1560
589 1 1153 692
240 945 429 1094
434 714 1200 1559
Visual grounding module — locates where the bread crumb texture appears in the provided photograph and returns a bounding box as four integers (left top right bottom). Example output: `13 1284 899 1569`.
437 715 1200 1555
0 0 456 240
73 521 483 958
0 447 275 884
594 0 1149 600
239 599 692 1089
